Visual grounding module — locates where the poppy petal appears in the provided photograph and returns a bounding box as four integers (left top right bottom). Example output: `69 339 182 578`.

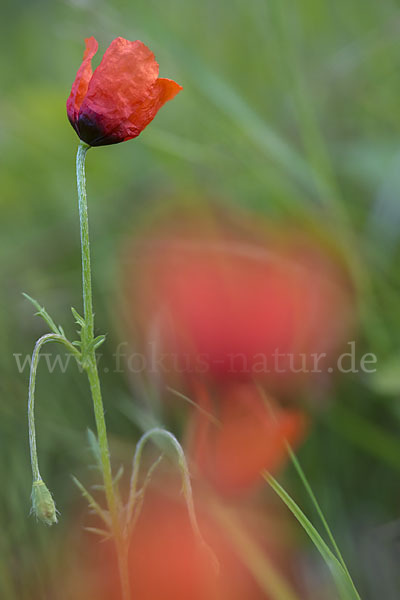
154 78 183 104
79 38 159 138
123 77 183 140
189 383 307 493
66 37 98 128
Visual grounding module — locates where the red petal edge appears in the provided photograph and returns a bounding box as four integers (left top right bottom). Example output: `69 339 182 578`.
66 37 98 128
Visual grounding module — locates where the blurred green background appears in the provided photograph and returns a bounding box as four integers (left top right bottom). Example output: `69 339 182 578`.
2 0 400 598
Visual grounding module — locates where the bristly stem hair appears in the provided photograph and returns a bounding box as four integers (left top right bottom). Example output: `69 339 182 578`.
76 142 131 600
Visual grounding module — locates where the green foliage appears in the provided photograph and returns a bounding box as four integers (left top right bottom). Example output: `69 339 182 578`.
2 0 400 597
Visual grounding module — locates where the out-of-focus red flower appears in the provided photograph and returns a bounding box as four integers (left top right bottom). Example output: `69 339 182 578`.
188 382 307 493
124 212 354 391
67 37 182 146
58 482 297 599
128 489 219 600
127 484 292 600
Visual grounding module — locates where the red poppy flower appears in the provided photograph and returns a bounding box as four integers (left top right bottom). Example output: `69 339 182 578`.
188 382 307 493
67 37 182 146
126 487 285 600
124 213 354 390
62 483 294 600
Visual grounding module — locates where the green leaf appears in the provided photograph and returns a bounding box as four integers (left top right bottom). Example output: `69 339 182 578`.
71 475 110 529
287 445 350 575
23 293 62 336
265 473 361 600
88 334 106 353
71 307 85 328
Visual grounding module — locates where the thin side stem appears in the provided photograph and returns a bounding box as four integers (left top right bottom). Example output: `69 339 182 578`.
127 428 218 572
127 428 195 531
76 142 131 600
28 333 78 482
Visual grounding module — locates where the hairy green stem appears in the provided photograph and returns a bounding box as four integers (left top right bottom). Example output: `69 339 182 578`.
76 143 94 340
28 333 79 525
76 142 130 600
127 428 197 532
127 428 218 572
28 333 78 482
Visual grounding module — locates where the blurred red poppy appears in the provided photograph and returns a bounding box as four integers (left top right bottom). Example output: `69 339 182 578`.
129 483 293 600
188 382 307 493
58 483 297 599
128 488 219 600
124 212 354 392
67 37 182 146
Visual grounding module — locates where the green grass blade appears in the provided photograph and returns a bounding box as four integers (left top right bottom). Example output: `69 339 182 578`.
287 445 350 574
265 473 361 600
210 499 301 600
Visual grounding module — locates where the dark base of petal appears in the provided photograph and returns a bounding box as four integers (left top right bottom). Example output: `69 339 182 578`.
74 112 137 146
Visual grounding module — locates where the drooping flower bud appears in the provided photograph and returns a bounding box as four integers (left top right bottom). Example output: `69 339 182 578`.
31 479 58 526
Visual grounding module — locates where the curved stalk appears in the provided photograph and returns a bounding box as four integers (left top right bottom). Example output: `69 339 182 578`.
127 427 218 572
28 333 79 482
28 333 79 525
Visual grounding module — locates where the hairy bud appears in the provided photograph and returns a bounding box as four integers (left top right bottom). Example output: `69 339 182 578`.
31 480 58 526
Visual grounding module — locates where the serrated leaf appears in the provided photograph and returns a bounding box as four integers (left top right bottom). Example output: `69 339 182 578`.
71 307 86 328
92 334 106 351
23 293 62 336
71 475 110 528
